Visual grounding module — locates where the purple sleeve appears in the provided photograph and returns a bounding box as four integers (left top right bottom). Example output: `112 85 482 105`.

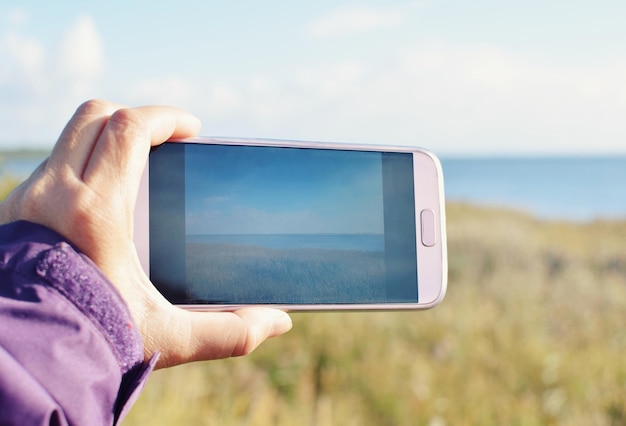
0 221 158 425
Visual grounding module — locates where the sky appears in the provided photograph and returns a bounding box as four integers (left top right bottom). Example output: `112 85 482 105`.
184 144 384 234
1 0 625 155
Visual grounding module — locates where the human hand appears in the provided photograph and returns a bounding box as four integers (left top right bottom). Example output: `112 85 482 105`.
0 100 292 368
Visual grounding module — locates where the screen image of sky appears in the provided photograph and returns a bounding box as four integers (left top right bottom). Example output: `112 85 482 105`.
184 144 384 236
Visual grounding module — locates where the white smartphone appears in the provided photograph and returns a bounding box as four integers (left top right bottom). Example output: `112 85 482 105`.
134 137 447 311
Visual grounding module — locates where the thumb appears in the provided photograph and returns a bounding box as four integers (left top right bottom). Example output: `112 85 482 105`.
154 307 292 369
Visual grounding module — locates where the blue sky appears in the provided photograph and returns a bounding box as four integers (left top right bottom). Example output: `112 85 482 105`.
1 1 625 155
184 144 384 235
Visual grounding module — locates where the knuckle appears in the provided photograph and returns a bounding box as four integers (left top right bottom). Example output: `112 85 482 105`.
75 99 113 118
229 325 256 358
107 108 148 142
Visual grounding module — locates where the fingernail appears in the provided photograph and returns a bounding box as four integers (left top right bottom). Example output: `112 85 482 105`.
270 311 293 337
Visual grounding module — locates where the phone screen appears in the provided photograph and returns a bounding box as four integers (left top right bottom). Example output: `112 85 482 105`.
149 142 419 305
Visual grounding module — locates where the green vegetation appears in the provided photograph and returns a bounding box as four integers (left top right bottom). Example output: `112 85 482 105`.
0 176 20 201
125 203 626 425
0 149 48 184
1 175 623 424
0 148 50 159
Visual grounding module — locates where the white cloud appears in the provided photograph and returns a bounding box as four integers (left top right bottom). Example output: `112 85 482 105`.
0 15 106 146
196 41 626 155
1 11 624 156
204 195 231 205
205 83 244 119
187 206 317 235
296 61 364 97
8 8 30 26
195 62 367 134
126 76 194 107
306 5 404 38
392 42 626 153
2 31 45 87
57 16 104 98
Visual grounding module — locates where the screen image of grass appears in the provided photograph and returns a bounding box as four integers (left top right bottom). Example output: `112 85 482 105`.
125 203 626 425
185 240 386 304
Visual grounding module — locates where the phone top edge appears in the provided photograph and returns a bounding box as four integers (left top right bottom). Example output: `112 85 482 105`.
168 136 438 155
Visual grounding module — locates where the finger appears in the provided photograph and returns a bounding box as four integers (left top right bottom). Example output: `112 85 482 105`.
47 99 125 177
82 105 201 192
156 308 292 368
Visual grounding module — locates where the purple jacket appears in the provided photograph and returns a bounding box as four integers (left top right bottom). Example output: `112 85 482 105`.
0 221 157 425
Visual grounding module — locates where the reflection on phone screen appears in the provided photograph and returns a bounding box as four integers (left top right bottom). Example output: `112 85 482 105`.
149 143 418 305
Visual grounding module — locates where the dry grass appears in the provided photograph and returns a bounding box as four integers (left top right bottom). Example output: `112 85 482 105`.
124 202 626 425
2 159 623 424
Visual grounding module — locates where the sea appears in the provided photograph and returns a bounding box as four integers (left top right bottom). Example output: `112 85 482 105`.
187 233 385 252
1 153 625 222
440 157 626 222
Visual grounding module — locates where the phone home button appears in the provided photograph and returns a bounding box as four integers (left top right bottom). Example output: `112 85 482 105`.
420 209 437 247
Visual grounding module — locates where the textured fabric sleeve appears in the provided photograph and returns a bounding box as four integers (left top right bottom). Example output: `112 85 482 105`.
0 221 158 425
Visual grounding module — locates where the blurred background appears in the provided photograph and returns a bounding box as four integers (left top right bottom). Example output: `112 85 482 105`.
1 1 625 424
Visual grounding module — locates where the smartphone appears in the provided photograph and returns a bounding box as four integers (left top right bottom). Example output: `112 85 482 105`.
134 137 447 311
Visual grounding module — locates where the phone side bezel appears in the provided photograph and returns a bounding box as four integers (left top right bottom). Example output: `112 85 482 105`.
134 137 447 311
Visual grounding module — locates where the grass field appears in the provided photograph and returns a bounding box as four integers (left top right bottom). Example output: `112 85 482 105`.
185 242 386 304
1 171 624 424
124 203 626 425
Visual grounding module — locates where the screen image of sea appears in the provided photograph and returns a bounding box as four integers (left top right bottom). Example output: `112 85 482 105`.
184 144 389 304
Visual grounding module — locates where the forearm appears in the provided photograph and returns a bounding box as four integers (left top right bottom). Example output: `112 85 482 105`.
0 221 155 425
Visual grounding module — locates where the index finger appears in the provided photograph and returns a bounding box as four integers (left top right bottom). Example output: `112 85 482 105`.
82 105 201 190
46 100 125 177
